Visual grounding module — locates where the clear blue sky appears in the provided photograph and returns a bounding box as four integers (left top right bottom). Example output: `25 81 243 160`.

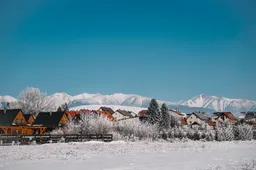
0 0 255 101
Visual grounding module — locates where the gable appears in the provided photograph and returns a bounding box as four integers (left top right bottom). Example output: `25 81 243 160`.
59 114 69 125
13 111 27 125
27 116 35 124
0 109 25 125
113 111 125 118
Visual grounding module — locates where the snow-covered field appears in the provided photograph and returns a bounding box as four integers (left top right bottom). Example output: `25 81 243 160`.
1 140 256 170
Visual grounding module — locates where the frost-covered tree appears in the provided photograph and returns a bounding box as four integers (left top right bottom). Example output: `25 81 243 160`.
224 125 235 141
160 103 170 130
115 120 159 140
147 99 161 125
216 125 235 141
18 87 54 114
174 126 186 139
205 130 216 141
234 124 253 141
170 113 179 128
52 114 113 135
186 127 195 140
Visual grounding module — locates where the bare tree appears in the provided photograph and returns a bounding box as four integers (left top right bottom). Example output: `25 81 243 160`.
18 87 54 114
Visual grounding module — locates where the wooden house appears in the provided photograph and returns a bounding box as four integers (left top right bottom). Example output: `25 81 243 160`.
0 109 27 134
0 109 27 126
0 109 47 135
33 112 69 132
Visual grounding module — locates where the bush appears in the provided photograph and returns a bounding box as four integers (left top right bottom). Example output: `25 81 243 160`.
52 114 114 135
114 120 159 140
234 124 253 141
216 125 235 141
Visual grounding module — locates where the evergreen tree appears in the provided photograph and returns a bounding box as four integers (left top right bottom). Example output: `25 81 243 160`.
57 106 62 112
147 99 161 125
160 103 170 130
63 103 69 112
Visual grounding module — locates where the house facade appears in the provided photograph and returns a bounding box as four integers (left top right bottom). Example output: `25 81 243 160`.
98 107 115 115
112 109 134 121
215 112 238 126
244 112 256 125
187 112 210 125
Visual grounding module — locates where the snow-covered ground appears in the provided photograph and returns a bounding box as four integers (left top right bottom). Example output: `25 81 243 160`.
1 140 256 170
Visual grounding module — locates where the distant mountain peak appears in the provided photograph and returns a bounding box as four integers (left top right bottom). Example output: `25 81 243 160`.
1 92 255 115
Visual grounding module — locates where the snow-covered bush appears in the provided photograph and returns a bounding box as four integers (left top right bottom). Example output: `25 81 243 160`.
173 127 186 139
193 129 201 140
52 114 114 135
79 114 113 135
216 127 227 141
234 124 253 141
114 120 159 140
186 128 195 140
224 125 235 141
205 130 216 141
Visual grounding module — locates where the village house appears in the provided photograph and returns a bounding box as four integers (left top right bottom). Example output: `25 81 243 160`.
92 110 115 120
187 112 210 125
189 121 201 130
244 112 256 125
0 109 27 134
33 111 69 132
138 110 148 122
98 107 115 115
205 120 216 130
179 117 188 128
215 112 238 126
112 109 134 121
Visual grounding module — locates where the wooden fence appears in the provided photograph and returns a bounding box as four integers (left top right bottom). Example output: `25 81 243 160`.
0 134 113 145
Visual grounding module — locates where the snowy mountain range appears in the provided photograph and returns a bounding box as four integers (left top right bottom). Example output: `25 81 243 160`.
1 93 256 114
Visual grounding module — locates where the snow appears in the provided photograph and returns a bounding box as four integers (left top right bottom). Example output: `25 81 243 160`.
0 95 17 107
70 105 147 114
0 140 256 170
181 94 256 114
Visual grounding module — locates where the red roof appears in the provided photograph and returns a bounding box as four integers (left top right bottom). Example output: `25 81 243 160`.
218 112 237 121
66 111 81 118
79 109 93 114
206 120 216 126
92 110 114 121
180 118 187 125
138 110 148 117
